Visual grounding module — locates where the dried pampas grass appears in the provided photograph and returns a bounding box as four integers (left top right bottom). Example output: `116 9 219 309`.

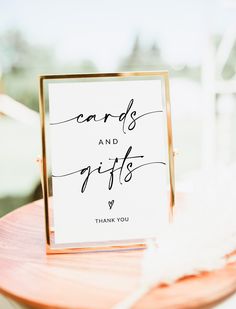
113 166 236 309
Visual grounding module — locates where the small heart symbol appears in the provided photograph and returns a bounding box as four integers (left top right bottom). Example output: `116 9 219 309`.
108 200 114 209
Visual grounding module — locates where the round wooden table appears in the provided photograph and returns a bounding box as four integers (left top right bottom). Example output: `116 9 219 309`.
1 199 236 309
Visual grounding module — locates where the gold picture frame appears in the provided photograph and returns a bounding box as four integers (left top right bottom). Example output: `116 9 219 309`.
38 71 175 254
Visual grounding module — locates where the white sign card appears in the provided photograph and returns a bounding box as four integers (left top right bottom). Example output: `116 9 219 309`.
39 72 174 252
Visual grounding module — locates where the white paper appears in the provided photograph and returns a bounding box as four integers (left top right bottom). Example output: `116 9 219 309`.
48 79 169 245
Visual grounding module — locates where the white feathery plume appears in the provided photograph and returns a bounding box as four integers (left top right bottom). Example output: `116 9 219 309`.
113 165 236 309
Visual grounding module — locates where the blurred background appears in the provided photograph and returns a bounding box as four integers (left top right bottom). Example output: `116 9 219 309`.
0 0 236 216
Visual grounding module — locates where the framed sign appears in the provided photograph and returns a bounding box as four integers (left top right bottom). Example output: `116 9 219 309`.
38 71 175 254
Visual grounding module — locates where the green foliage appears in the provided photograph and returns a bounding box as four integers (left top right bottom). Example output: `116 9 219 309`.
0 29 98 111
3 72 39 111
118 35 201 80
0 195 29 217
